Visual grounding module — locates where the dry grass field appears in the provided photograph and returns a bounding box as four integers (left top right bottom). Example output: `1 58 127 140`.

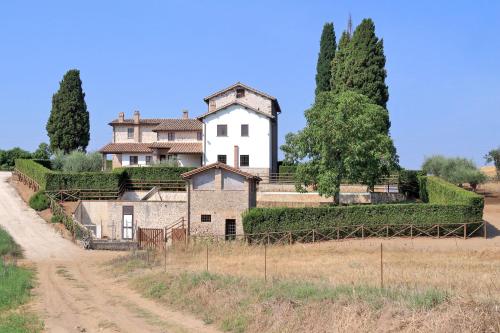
105 182 500 332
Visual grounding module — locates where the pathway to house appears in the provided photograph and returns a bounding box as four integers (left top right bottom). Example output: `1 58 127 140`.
0 172 220 333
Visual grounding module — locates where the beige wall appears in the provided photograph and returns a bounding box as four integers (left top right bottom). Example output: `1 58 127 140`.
208 88 272 116
76 200 187 240
188 168 256 236
113 125 158 143
157 131 200 142
112 154 122 168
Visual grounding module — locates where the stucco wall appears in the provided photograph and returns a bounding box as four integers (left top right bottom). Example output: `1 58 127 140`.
209 88 272 116
113 125 157 143
177 154 202 167
76 200 187 240
158 131 200 142
204 104 271 171
122 154 152 167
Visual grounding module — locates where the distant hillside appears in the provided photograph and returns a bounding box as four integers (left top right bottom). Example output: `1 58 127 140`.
480 165 497 177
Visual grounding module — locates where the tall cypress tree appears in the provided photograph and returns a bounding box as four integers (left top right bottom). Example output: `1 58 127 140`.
330 30 351 93
331 18 389 108
46 69 90 153
315 23 336 95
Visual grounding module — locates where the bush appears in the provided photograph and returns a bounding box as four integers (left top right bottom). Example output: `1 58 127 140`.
243 176 484 234
28 191 50 211
51 214 64 224
279 165 297 174
116 165 194 181
398 170 423 198
422 155 486 187
62 151 102 172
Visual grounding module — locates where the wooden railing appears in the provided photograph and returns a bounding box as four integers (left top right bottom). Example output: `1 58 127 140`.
125 179 186 192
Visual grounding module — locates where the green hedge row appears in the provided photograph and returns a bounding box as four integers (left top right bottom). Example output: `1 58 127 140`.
278 165 298 174
14 159 51 189
115 165 194 181
243 176 484 234
45 172 122 191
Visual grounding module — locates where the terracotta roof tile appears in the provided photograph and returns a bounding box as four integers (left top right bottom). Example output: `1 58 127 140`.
152 119 203 131
203 82 277 102
148 142 202 154
108 118 165 125
181 162 261 180
99 143 153 153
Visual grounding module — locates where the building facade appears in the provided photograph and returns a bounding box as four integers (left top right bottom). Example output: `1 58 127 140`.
99 82 281 176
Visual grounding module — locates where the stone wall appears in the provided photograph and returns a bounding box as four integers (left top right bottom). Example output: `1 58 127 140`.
209 88 272 116
76 200 187 240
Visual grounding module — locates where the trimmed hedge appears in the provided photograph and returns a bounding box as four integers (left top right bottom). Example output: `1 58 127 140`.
15 159 51 190
116 165 194 181
243 176 484 234
45 171 122 191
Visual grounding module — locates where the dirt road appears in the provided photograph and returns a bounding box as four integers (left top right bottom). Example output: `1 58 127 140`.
0 172 219 333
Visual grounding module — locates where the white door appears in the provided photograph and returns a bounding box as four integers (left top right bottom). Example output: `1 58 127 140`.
123 214 133 240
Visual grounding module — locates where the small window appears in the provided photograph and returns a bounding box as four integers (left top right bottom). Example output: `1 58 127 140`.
240 155 249 167
217 124 227 137
145 156 152 165
197 131 202 141
241 124 249 137
217 155 227 164
129 156 138 165
236 88 245 98
127 128 134 139
168 132 175 141
201 214 211 222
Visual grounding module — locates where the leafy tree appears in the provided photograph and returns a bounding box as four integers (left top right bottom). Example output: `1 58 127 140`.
485 147 500 179
315 23 336 95
32 143 51 160
422 155 486 190
281 91 398 203
331 19 389 108
59 151 102 172
0 147 32 170
46 69 90 153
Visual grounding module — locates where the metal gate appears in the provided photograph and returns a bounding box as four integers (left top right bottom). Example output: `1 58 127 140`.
137 227 164 249
171 228 187 245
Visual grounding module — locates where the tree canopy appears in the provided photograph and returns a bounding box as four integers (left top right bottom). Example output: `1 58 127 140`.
282 91 398 201
46 69 90 153
485 147 500 179
422 155 486 189
331 19 389 108
315 22 336 95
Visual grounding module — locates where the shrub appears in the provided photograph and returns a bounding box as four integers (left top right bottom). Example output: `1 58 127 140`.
279 165 298 174
62 151 102 172
29 191 50 211
398 170 423 198
45 171 122 191
422 155 486 187
243 176 484 235
51 214 64 224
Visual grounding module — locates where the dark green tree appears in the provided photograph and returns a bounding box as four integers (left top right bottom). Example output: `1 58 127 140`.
46 69 90 153
331 18 389 108
485 147 500 179
315 23 336 95
330 31 351 93
32 142 51 160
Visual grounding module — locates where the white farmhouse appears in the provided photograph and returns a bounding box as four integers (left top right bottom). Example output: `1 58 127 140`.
99 82 281 176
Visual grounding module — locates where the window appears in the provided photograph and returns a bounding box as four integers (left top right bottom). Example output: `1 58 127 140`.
201 214 211 222
127 128 134 139
145 156 152 165
168 132 175 141
217 124 227 137
197 131 202 141
240 155 249 167
236 88 245 98
122 206 134 240
217 155 227 164
225 219 236 240
129 156 138 165
241 124 249 137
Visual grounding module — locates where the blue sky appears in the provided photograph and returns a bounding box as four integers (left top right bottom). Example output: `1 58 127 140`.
1 1 499 169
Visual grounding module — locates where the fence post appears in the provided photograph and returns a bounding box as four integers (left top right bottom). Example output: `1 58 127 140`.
312 229 315 243
484 221 487 239
206 243 209 272
463 223 466 240
410 225 413 238
361 225 364 239
264 243 267 282
437 225 440 238
288 231 292 245
267 232 270 245
336 227 340 240
380 243 383 289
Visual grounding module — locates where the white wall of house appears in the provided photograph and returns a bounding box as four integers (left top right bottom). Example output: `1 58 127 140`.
203 104 271 170
177 154 202 167
121 154 151 167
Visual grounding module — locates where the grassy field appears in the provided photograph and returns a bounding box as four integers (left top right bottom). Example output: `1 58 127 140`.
108 241 500 332
0 227 43 333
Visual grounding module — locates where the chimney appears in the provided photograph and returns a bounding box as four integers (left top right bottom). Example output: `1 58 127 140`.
182 110 189 119
234 145 239 168
133 110 140 124
118 112 125 123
